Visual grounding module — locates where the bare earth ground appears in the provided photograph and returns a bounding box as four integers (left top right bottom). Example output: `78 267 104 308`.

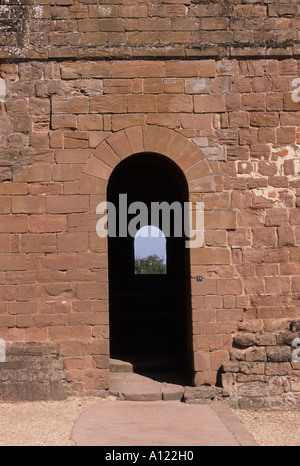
0 397 300 446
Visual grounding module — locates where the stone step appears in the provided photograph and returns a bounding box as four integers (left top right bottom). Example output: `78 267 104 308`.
109 359 223 403
109 372 185 402
110 359 134 373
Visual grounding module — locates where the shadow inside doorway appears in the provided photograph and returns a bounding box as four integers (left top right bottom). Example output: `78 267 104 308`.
107 153 193 387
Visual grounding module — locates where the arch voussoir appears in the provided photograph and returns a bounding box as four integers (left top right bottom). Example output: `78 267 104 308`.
184 159 212 182
93 140 121 170
84 154 112 181
125 126 144 154
175 144 204 171
143 125 160 153
86 126 217 194
106 130 132 160
155 126 177 156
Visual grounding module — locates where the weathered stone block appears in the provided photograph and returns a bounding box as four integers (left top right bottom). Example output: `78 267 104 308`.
229 349 246 361
184 386 219 404
290 322 300 332
265 363 292 377
256 334 277 346
238 396 265 410
221 372 234 396
222 361 240 373
239 362 265 375
237 382 268 397
277 332 300 346
245 347 266 362
266 347 291 363
233 333 256 349
290 381 300 393
0 342 67 401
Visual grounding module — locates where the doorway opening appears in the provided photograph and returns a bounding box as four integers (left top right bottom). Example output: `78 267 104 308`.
107 153 192 384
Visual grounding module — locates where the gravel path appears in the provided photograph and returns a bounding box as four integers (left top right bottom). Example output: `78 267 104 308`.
0 397 299 446
0 397 101 446
233 409 300 446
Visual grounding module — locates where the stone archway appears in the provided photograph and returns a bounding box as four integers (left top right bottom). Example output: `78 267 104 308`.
107 151 191 381
81 125 217 386
82 126 215 194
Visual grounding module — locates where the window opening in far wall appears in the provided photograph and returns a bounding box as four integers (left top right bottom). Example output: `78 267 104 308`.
134 225 167 275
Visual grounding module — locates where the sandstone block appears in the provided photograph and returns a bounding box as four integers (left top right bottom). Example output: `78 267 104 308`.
233 333 256 349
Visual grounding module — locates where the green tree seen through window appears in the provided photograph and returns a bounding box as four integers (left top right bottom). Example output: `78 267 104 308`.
135 254 167 275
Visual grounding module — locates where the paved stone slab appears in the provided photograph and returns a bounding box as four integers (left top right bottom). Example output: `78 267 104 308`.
72 400 257 446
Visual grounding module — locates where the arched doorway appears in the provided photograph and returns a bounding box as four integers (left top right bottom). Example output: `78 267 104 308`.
107 152 192 383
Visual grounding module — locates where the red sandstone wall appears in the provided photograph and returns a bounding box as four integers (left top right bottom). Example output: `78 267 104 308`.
0 0 299 60
0 58 300 405
0 0 300 406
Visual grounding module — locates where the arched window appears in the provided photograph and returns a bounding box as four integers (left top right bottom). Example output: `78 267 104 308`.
134 226 167 275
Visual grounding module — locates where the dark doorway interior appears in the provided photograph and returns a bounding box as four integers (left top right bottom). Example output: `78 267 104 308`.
107 153 192 384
